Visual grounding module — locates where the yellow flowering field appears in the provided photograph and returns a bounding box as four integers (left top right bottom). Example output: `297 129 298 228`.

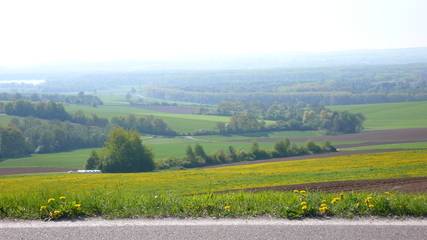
0 150 426 219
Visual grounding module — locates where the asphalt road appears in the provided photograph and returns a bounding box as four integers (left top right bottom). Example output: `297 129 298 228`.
1 218 426 240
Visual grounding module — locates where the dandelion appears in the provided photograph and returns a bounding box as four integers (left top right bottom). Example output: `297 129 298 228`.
74 204 81 210
301 205 308 211
365 196 374 206
293 190 299 193
319 203 328 214
52 210 62 219
40 206 47 211
299 190 307 195
224 205 231 211
47 198 55 204
368 204 374 209
331 197 340 204
319 206 328 214
59 196 66 201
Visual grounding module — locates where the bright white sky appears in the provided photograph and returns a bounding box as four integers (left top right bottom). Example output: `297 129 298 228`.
0 0 426 66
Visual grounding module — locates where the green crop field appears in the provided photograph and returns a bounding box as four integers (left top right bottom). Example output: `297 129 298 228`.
1 151 426 219
0 148 98 169
329 101 427 130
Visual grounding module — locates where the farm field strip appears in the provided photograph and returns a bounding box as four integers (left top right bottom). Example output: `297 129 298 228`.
329 101 427 130
1 150 426 195
1 150 427 219
341 141 427 151
65 104 230 133
1 127 426 171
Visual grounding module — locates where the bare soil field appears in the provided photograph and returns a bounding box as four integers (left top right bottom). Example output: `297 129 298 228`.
226 177 427 193
301 128 427 147
0 167 69 176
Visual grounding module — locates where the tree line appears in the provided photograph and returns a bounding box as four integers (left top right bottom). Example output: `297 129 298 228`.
0 118 107 159
0 92 103 107
1 100 175 136
9 118 106 154
84 127 337 172
1 100 109 127
157 140 336 170
142 64 427 106
214 102 365 134
111 114 176 136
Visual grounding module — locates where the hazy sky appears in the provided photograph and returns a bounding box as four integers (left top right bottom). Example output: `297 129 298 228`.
0 0 426 66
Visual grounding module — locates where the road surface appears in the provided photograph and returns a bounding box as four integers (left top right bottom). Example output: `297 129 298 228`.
1 218 426 240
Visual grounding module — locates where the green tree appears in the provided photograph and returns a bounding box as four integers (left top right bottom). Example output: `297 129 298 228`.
0 127 31 158
194 144 211 164
99 127 154 173
273 139 291 157
250 142 270 160
305 141 322 154
85 150 100 170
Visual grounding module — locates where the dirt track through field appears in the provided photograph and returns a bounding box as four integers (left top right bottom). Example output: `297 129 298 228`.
222 177 427 193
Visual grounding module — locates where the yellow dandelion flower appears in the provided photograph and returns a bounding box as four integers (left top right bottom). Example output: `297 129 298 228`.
300 201 307 206
301 205 308 211
59 196 66 201
74 204 81 209
293 190 299 193
299 190 306 195
51 210 62 219
40 206 47 211
47 198 55 204
320 203 328 208
319 206 328 214
331 197 340 204
368 204 374 209
224 205 231 211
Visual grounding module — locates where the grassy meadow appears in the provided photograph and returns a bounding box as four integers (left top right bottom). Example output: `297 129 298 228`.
1 150 426 219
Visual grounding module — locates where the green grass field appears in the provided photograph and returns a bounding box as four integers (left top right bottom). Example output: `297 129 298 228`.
1 151 426 219
0 114 14 126
329 101 427 130
0 148 98 169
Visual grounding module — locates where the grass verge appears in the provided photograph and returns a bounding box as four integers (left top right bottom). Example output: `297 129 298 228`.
1 191 426 220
